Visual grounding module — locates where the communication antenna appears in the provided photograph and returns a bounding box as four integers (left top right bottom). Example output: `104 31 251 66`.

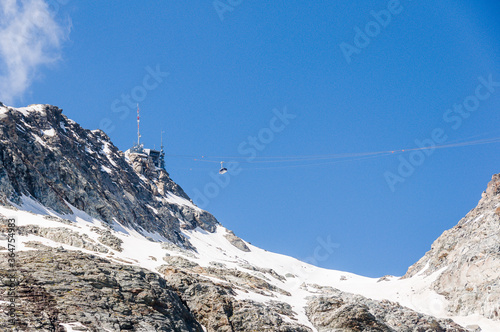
137 104 141 146
160 130 165 169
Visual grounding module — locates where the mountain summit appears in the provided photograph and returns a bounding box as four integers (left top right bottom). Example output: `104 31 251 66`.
0 104 218 247
0 104 498 331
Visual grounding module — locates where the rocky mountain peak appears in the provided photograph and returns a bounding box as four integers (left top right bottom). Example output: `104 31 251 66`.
403 173 500 320
0 104 218 247
481 173 500 200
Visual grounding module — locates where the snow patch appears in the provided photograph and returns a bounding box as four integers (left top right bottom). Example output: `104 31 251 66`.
16 104 47 116
85 145 95 154
42 128 56 137
146 204 158 214
16 124 26 132
100 165 112 174
464 214 484 225
0 104 8 119
415 261 430 277
109 219 131 235
164 191 201 211
101 142 118 167
137 226 169 242
13 195 60 216
32 134 47 147
59 322 89 331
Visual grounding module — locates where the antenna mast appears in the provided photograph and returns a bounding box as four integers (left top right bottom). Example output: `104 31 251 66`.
160 130 165 169
137 104 141 146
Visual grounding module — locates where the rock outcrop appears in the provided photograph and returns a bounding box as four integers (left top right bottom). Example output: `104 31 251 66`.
158 266 312 332
404 174 500 320
305 286 466 331
0 249 203 331
224 230 250 252
13 224 109 253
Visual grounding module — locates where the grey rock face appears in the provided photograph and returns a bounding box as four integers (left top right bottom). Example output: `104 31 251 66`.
158 266 312 332
158 263 290 298
0 250 203 331
239 263 286 282
0 105 219 246
230 300 312 332
161 241 197 258
14 225 109 253
224 230 250 252
23 240 54 250
404 174 500 320
306 287 466 332
91 227 124 252
162 256 200 269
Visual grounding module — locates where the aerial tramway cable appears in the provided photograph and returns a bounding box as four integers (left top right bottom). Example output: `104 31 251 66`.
164 135 500 172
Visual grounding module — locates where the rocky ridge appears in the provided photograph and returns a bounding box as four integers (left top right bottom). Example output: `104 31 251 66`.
0 104 218 247
404 174 500 320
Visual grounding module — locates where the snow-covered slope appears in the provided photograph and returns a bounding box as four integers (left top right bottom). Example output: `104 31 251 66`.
1 195 497 331
1 104 498 331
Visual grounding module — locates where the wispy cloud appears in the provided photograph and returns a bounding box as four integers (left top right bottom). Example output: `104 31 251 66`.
0 0 70 105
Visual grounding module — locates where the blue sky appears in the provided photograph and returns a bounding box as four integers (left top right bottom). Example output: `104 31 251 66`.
2 0 500 277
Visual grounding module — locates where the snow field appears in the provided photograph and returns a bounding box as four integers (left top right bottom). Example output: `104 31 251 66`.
0 196 498 331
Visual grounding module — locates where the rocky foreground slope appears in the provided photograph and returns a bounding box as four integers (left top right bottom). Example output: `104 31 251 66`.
0 104 498 331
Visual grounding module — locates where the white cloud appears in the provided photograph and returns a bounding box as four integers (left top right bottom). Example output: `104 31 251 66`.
0 0 70 105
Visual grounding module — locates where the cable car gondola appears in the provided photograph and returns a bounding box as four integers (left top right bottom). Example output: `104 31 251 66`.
219 161 227 174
